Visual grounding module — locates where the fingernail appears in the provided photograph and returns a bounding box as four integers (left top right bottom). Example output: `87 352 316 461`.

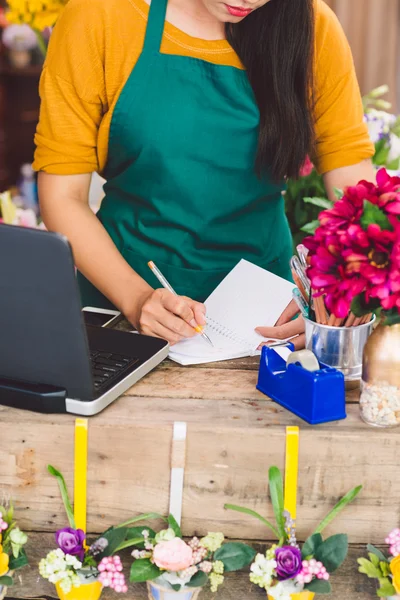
190 319 202 332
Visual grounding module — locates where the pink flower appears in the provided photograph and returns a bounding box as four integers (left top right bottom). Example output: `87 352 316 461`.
299 156 314 178
153 538 193 572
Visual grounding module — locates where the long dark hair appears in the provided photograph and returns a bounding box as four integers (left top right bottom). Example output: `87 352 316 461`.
226 0 315 181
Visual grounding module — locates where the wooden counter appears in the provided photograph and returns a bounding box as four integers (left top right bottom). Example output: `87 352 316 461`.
1 354 397 598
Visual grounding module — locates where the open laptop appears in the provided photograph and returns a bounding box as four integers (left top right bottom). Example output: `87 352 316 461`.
0 224 169 415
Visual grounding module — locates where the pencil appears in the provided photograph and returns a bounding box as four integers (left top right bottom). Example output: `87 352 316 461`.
148 261 214 347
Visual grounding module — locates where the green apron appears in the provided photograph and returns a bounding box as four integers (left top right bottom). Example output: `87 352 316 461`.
78 0 293 308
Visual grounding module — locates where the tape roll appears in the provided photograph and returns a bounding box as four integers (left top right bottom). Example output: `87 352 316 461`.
286 349 320 372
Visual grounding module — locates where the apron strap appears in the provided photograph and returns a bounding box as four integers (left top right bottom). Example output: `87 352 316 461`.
143 0 169 53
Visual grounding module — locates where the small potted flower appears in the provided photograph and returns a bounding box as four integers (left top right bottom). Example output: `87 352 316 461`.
129 514 256 599
0 502 29 600
39 465 162 600
1 23 38 68
225 467 362 599
358 528 400 599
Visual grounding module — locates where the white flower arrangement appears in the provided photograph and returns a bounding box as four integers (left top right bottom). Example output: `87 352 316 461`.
39 549 82 594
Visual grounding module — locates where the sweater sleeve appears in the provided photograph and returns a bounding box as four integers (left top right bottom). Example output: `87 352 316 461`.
312 1 374 174
33 0 107 174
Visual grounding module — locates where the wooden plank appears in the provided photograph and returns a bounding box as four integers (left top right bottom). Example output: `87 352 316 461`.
124 364 361 404
6 533 377 599
0 397 399 542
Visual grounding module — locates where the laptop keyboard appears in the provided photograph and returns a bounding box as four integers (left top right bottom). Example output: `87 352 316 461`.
90 351 140 393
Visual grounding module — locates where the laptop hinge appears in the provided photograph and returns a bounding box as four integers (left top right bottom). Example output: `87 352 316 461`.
0 378 67 413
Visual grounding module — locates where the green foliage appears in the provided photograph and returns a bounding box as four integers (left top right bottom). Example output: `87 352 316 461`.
94 526 128 559
360 201 392 231
47 465 76 529
313 486 362 535
0 575 13 586
117 513 166 528
357 557 383 578
186 571 208 588
304 579 332 594
314 534 348 573
377 578 396 598
302 533 323 560
268 467 286 541
367 544 389 564
284 169 326 246
382 308 400 326
224 504 279 538
130 558 161 583
167 514 182 539
214 542 256 573
8 548 28 571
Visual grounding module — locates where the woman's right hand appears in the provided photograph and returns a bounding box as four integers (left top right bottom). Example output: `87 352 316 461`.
128 288 207 345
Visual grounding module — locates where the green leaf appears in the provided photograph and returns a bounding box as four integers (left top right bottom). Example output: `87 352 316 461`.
357 557 382 578
301 220 320 234
367 544 389 563
0 575 14 586
168 514 182 538
95 526 128 559
302 533 323 560
130 558 161 583
8 547 28 571
380 561 391 577
360 201 392 231
122 526 156 550
377 577 396 597
171 584 182 592
268 467 286 540
351 295 379 318
382 308 400 326
367 553 380 568
47 465 76 529
313 486 362 535
214 543 256 572
315 534 348 573
303 197 333 209
304 579 332 594
333 187 344 201
114 537 144 553
187 571 208 588
117 513 166 528
224 504 279 538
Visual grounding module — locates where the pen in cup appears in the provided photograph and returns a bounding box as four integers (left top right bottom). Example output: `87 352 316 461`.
292 287 309 318
147 261 214 347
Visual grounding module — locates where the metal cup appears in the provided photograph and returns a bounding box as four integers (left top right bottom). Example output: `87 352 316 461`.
304 316 376 382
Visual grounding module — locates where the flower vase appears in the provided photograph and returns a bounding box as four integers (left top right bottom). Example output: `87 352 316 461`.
360 323 400 427
268 593 315 600
8 49 32 69
147 580 203 600
55 570 103 600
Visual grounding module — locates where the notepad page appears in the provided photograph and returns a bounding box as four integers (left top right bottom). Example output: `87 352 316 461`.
169 259 294 365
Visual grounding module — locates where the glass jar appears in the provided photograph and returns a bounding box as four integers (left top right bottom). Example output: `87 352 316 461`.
360 324 400 427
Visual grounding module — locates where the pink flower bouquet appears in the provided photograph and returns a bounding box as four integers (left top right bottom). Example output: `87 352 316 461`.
129 516 255 596
303 169 400 325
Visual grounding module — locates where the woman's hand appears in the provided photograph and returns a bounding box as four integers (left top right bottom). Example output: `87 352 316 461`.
130 288 207 345
255 300 305 350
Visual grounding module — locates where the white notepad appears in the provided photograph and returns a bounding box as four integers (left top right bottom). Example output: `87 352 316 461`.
169 259 294 365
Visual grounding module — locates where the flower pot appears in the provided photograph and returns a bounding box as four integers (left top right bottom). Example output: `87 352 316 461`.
147 580 202 600
8 49 32 69
360 324 400 427
268 593 315 600
55 571 102 600
304 316 375 383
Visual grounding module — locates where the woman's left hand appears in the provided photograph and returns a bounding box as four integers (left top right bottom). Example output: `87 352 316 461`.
255 300 305 350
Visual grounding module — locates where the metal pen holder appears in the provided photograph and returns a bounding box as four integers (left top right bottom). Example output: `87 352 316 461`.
304 316 376 383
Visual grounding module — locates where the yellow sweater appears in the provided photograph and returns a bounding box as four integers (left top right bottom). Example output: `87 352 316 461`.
33 0 374 176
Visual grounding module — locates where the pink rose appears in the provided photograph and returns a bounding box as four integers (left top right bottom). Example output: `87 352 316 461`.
299 156 314 178
153 538 193 572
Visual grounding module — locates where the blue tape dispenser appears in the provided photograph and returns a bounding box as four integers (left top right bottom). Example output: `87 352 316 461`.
257 344 346 424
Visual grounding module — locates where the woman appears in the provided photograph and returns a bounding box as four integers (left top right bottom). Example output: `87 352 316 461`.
34 0 375 347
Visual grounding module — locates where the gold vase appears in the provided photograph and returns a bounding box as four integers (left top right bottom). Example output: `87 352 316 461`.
360 324 400 427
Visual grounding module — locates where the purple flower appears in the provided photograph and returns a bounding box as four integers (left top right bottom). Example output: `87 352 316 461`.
275 546 302 580
55 528 86 561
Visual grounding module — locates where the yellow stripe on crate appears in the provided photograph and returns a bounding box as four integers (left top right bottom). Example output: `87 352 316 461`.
74 418 89 533
284 426 299 521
